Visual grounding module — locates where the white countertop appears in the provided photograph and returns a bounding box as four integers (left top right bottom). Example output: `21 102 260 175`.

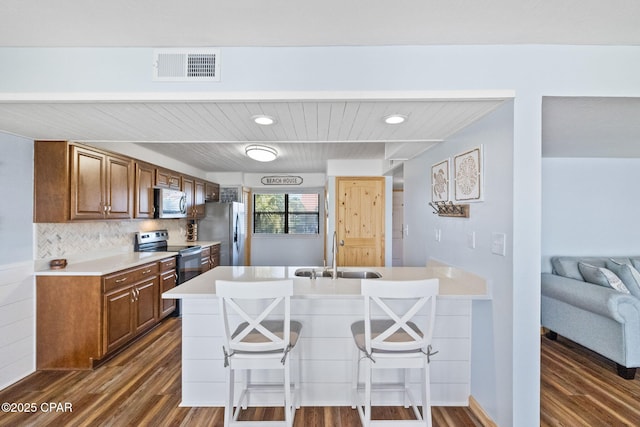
163 261 489 299
35 252 179 276
169 240 221 248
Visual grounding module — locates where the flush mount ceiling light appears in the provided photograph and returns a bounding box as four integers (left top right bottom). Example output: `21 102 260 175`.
384 114 407 125
245 144 278 162
252 115 276 126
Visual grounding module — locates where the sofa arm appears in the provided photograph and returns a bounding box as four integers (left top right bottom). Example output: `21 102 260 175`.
541 273 640 323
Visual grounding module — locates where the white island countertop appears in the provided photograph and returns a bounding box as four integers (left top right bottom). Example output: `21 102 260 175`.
163 260 489 299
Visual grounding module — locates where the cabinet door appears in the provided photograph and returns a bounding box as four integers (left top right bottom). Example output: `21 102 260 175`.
194 180 206 218
182 176 195 218
135 162 155 219
205 182 220 202
159 270 177 318
106 154 133 219
134 279 158 334
211 244 220 268
156 168 181 189
70 145 107 220
104 286 134 354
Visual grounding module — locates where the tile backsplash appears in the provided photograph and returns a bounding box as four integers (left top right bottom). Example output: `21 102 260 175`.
36 219 189 261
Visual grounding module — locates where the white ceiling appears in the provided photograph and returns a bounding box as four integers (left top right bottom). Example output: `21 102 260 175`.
0 1 639 173
1 0 639 47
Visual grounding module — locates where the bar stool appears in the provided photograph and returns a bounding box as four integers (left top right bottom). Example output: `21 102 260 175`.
351 278 439 427
216 279 302 427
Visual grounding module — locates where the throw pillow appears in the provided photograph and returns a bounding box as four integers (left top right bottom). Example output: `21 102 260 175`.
578 262 630 294
606 259 640 298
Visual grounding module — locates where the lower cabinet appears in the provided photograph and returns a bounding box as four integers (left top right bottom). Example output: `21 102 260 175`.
37 257 175 370
159 257 177 319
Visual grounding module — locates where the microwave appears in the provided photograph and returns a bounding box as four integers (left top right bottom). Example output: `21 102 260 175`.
154 188 187 218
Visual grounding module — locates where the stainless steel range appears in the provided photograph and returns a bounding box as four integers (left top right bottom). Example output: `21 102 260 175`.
134 230 202 315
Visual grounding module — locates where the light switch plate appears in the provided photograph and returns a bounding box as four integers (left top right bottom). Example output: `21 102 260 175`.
435 228 441 242
467 231 476 249
491 232 506 256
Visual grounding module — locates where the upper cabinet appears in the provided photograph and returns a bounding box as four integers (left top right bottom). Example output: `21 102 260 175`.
34 141 219 222
156 168 181 190
205 182 220 202
182 175 206 219
134 161 155 219
34 141 133 222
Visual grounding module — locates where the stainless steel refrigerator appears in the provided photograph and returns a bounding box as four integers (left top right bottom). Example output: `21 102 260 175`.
198 202 245 266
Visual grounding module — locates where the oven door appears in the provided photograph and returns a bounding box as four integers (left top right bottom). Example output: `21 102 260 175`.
177 248 203 284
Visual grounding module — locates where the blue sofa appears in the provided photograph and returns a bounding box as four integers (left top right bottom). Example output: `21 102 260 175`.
541 256 640 379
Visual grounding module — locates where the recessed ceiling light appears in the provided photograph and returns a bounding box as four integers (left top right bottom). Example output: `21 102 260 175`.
252 115 276 126
245 144 278 162
384 114 407 125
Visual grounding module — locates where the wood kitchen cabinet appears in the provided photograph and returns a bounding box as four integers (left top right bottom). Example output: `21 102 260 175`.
159 256 177 318
34 141 133 222
205 181 220 202
155 167 181 189
37 260 169 370
200 246 212 272
210 243 221 268
134 161 155 219
182 175 206 219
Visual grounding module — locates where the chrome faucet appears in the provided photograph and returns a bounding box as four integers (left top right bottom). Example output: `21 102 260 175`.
332 231 339 279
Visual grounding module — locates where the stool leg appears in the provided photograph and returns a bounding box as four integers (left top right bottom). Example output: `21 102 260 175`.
284 358 293 427
363 357 372 427
225 367 234 427
351 347 359 409
422 358 432 427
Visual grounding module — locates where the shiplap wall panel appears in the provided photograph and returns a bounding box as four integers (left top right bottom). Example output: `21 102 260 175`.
179 295 471 407
0 262 35 390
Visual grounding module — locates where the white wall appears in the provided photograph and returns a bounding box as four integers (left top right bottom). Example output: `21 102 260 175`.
2 45 640 426
404 102 514 421
542 158 640 272
0 133 34 389
250 187 325 266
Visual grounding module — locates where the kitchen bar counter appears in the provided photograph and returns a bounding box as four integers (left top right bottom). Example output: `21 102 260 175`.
164 262 489 299
164 261 488 408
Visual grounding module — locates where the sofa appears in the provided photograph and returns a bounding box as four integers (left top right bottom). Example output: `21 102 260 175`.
541 256 640 379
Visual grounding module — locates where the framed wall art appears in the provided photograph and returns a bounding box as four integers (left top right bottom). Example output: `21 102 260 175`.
431 159 449 202
454 145 483 202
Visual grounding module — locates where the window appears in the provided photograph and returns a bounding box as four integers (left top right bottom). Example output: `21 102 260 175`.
254 193 319 234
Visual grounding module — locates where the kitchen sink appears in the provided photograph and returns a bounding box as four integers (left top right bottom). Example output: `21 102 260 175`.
294 268 381 279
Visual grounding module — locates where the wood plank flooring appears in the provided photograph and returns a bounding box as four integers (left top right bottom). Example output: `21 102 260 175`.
0 318 481 426
2 317 638 426
540 334 640 426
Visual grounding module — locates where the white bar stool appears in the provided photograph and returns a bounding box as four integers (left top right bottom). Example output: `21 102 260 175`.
217 279 302 427
351 278 439 427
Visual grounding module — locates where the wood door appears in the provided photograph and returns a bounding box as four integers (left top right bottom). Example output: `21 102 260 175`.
205 182 220 202
336 177 385 267
105 155 133 219
156 168 181 189
70 145 106 220
134 161 155 218
134 279 158 334
104 286 135 354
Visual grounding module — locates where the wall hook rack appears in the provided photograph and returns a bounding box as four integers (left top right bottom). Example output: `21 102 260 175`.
428 201 470 218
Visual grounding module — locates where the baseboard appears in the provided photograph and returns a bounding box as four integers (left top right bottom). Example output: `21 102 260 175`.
469 396 497 427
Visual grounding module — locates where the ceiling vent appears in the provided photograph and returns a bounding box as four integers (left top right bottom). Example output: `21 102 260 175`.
153 48 220 82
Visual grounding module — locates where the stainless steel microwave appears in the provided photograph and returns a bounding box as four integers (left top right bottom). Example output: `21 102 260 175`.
154 188 187 218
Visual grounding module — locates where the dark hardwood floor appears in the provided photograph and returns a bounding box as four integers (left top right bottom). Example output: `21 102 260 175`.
2 317 638 426
0 318 481 426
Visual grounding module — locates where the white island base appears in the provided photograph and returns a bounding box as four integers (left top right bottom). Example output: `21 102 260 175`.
164 262 489 407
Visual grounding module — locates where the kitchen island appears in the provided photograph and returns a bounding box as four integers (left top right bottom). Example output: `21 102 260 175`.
163 261 489 407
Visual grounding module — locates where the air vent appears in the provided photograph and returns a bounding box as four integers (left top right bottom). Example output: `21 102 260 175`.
153 48 220 82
